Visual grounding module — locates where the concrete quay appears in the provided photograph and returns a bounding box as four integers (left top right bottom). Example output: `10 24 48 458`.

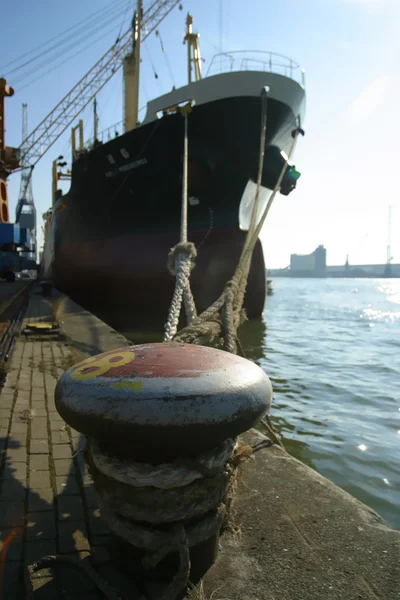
0 287 399 599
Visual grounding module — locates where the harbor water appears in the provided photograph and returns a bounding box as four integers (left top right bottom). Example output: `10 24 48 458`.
241 277 400 529
124 277 400 530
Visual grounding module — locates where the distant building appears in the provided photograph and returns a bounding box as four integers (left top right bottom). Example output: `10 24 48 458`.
289 245 326 277
325 263 400 277
268 245 400 278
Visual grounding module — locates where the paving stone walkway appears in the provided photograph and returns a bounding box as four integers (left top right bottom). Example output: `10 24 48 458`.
0 291 123 599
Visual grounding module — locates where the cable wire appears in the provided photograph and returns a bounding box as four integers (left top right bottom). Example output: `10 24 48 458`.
16 20 125 92
155 29 176 87
117 0 133 42
11 7 130 86
1 0 128 74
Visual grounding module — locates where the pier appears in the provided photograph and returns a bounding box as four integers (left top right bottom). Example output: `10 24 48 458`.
0 284 399 599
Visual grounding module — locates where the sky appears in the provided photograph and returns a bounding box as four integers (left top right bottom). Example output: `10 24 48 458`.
1 0 399 268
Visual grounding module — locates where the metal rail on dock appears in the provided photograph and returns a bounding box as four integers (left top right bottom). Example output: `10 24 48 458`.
0 284 31 368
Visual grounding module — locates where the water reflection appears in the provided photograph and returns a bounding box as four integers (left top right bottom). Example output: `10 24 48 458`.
377 280 400 304
237 318 267 362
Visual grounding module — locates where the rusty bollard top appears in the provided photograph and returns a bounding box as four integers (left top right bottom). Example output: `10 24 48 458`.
55 343 272 461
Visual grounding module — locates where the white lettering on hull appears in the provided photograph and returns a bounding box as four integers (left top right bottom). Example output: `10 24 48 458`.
105 157 148 178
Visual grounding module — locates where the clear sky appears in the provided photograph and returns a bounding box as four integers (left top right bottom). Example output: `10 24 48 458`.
1 0 399 268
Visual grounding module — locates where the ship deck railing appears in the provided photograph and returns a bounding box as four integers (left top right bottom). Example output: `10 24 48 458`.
206 51 305 87
85 120 124 152
83 51 304 153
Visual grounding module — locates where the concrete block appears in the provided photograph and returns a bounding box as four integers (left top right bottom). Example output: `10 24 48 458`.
0 479 26 501
83 485 98 509
0 561 23 600
2 461 27 481
0 409 12 422
0 501 25 527
7 432 27 447
58 520 90 553
30 455 50 471
57 496 84 522
54 459 75 477
30 418 48 440
52 444 72 459
30 439 49 455
51 430 69 445
24 539 57 566
31 408 47 418
9 422 29 436
26 511 57 541
29 470 51 489
55 475 80 496
6 447 27 463
27 489 54 513
0 397 14 409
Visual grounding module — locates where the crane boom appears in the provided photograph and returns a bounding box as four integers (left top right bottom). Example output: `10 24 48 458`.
19 0 180 168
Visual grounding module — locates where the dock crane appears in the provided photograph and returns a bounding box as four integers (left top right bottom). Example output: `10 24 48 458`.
0 0 181 225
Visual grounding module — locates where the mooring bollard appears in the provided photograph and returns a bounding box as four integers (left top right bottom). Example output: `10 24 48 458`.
55 343 272 598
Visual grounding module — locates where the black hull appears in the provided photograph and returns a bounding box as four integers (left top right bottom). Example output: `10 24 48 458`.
44 92 300 333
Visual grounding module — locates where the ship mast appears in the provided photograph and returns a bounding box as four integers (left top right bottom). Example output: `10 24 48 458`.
93 97 99 142
124 1 142 132
184 14 203 85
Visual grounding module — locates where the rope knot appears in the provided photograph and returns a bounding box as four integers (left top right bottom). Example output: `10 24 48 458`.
167 241 197 275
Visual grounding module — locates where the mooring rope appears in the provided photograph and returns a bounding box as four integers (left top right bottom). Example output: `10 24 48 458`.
244 88 268 250
164 241 197 341
85 437 242 600
164 103 198 341
24 554 125 600
174 110 305 354
91 437 237 490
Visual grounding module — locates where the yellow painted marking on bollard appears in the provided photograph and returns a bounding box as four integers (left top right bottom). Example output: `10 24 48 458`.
70 352 135 381
112 381 144 392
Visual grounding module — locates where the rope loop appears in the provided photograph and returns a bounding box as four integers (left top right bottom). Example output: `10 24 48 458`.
167 241 197 275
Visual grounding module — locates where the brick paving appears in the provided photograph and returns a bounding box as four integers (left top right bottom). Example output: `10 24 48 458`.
0 291 114 599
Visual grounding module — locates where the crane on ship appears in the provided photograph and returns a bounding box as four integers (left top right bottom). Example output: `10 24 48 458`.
0 0 181 229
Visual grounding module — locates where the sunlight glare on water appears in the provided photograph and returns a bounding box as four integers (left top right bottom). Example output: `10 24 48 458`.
239 278 400 529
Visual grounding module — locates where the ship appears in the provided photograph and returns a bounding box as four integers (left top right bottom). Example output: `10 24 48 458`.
42 5 306 332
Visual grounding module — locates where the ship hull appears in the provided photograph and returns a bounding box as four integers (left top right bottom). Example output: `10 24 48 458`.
43 73 305 333
50 228 266 332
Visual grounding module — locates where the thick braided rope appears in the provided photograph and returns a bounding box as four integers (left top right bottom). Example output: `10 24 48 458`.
164 242 197 341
